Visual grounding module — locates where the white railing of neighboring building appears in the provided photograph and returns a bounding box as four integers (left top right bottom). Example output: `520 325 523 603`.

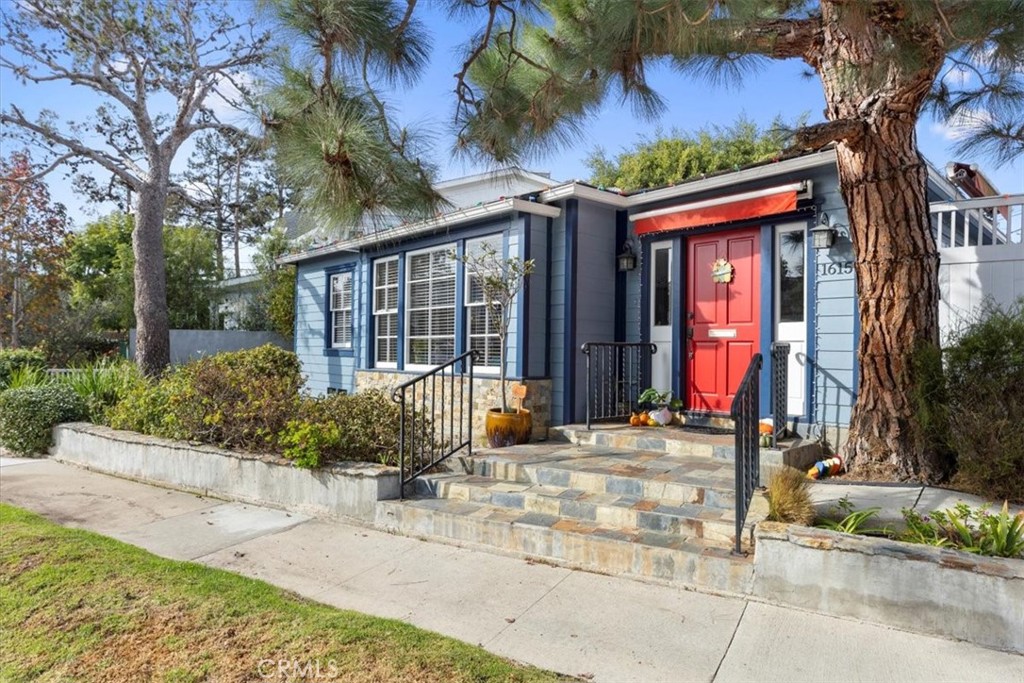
930 194 1024 249
930 194 1024 342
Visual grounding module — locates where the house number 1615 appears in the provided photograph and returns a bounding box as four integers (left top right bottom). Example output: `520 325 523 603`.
817 261 854 276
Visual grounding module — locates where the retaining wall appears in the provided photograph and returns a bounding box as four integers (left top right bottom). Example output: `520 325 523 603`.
50 423 399 522
752 521 1024 654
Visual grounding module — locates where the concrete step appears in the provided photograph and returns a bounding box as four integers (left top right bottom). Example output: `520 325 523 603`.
467 444 738 510
413 473 739 546
375 497 754 595
552 424 735 459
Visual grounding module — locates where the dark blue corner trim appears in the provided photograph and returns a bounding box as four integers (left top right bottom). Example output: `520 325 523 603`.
563 199 579 425
323 262 356 358
291 265 299 353
396 256 406 369
639 239 650 343
519 214 531 378
806 222 817 425
544 216 553 379
759 225 774 417
614 210 627 342
363 256 373 369
671 235 683 401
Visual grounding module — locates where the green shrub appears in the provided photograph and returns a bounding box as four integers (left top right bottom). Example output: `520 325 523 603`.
107 375 186 440
279 390 440 469
287 390 403 467
0 349 47 389
900 502 1024 558
943 299 1024 503
4 365 52 390
109 345 303 450
0 384 86 455
168 347 302 449
278 419 341 469
62 361 144 423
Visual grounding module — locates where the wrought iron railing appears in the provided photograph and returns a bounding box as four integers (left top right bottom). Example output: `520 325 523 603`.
730 353 763 555
391 350 475 497
770 342 790 447
581 342 657 429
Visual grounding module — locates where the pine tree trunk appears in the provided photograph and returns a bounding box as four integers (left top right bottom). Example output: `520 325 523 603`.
133 180 171 377
815 5 951 482
834 126 949 481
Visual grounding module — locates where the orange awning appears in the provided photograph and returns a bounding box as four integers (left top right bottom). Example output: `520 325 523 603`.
631 184 801 235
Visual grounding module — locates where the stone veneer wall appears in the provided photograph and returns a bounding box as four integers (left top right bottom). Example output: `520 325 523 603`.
355 370 552 445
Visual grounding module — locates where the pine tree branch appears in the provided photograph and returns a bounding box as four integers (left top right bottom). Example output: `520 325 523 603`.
724 17 821 61
791 119 867 150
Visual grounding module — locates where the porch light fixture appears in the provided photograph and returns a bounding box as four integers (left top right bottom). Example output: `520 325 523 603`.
617 239 638 272
811 213 837 250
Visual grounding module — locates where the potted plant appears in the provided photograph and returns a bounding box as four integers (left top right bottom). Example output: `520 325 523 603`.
457 242 535 447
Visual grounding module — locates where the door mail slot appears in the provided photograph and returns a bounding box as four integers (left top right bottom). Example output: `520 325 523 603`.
708 329 738 339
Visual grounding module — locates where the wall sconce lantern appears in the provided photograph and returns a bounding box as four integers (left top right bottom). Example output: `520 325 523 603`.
811 212 837 250
617 239 638 272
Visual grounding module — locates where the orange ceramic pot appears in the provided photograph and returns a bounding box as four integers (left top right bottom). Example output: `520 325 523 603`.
484 408 532 448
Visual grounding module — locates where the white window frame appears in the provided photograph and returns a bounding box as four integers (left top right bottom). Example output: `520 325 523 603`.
329 270 353 350
372 257 399 368
404 244 457 371
464 235 504 373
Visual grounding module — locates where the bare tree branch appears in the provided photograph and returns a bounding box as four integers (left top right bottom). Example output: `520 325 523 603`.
0 106 141 187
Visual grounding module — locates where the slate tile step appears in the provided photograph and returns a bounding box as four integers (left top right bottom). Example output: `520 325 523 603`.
467 451 738 510
413 474 742 546
375 497 754 594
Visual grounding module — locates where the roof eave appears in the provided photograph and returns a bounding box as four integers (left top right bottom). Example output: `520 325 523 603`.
277 197 561 265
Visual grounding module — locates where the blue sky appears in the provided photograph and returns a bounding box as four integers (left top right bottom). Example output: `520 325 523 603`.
2 2 1021 231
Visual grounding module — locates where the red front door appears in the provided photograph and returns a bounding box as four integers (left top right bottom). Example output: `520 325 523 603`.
686 228 760 413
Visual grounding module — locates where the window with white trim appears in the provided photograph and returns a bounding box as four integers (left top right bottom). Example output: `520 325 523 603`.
329 271 353 349
465 235 503 369
373 257 399 365
406 246 455 366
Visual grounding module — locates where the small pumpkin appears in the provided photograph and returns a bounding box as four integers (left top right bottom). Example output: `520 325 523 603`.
629 413 641 427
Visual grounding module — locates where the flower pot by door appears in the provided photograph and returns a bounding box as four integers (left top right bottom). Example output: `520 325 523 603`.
485 408 532 448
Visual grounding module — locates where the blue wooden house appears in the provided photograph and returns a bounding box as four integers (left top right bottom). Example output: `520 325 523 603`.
280 149 970 446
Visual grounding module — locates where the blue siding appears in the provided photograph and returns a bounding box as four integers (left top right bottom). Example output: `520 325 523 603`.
294 215 534 395
526 215 550 378
295 254 363 394
571 201 619 421
548 209 567 422
806 167 857 428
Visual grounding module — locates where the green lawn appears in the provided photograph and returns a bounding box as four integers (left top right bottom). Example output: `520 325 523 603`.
0 504 566 682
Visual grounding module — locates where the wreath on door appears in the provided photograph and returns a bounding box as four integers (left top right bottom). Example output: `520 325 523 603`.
711 258 734 284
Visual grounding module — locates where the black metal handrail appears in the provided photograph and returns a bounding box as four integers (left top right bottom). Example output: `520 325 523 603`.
391 350 475 497
581 342 657 429
730 353 763 556
770 342 790 447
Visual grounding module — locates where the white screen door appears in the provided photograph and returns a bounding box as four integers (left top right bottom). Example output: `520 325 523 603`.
649 240 673 396
775 223 807 416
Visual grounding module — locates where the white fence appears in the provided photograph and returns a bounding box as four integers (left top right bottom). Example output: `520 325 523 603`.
931 194 1024 342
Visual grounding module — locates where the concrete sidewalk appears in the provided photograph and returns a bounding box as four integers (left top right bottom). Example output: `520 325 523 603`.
1 457 1021 683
